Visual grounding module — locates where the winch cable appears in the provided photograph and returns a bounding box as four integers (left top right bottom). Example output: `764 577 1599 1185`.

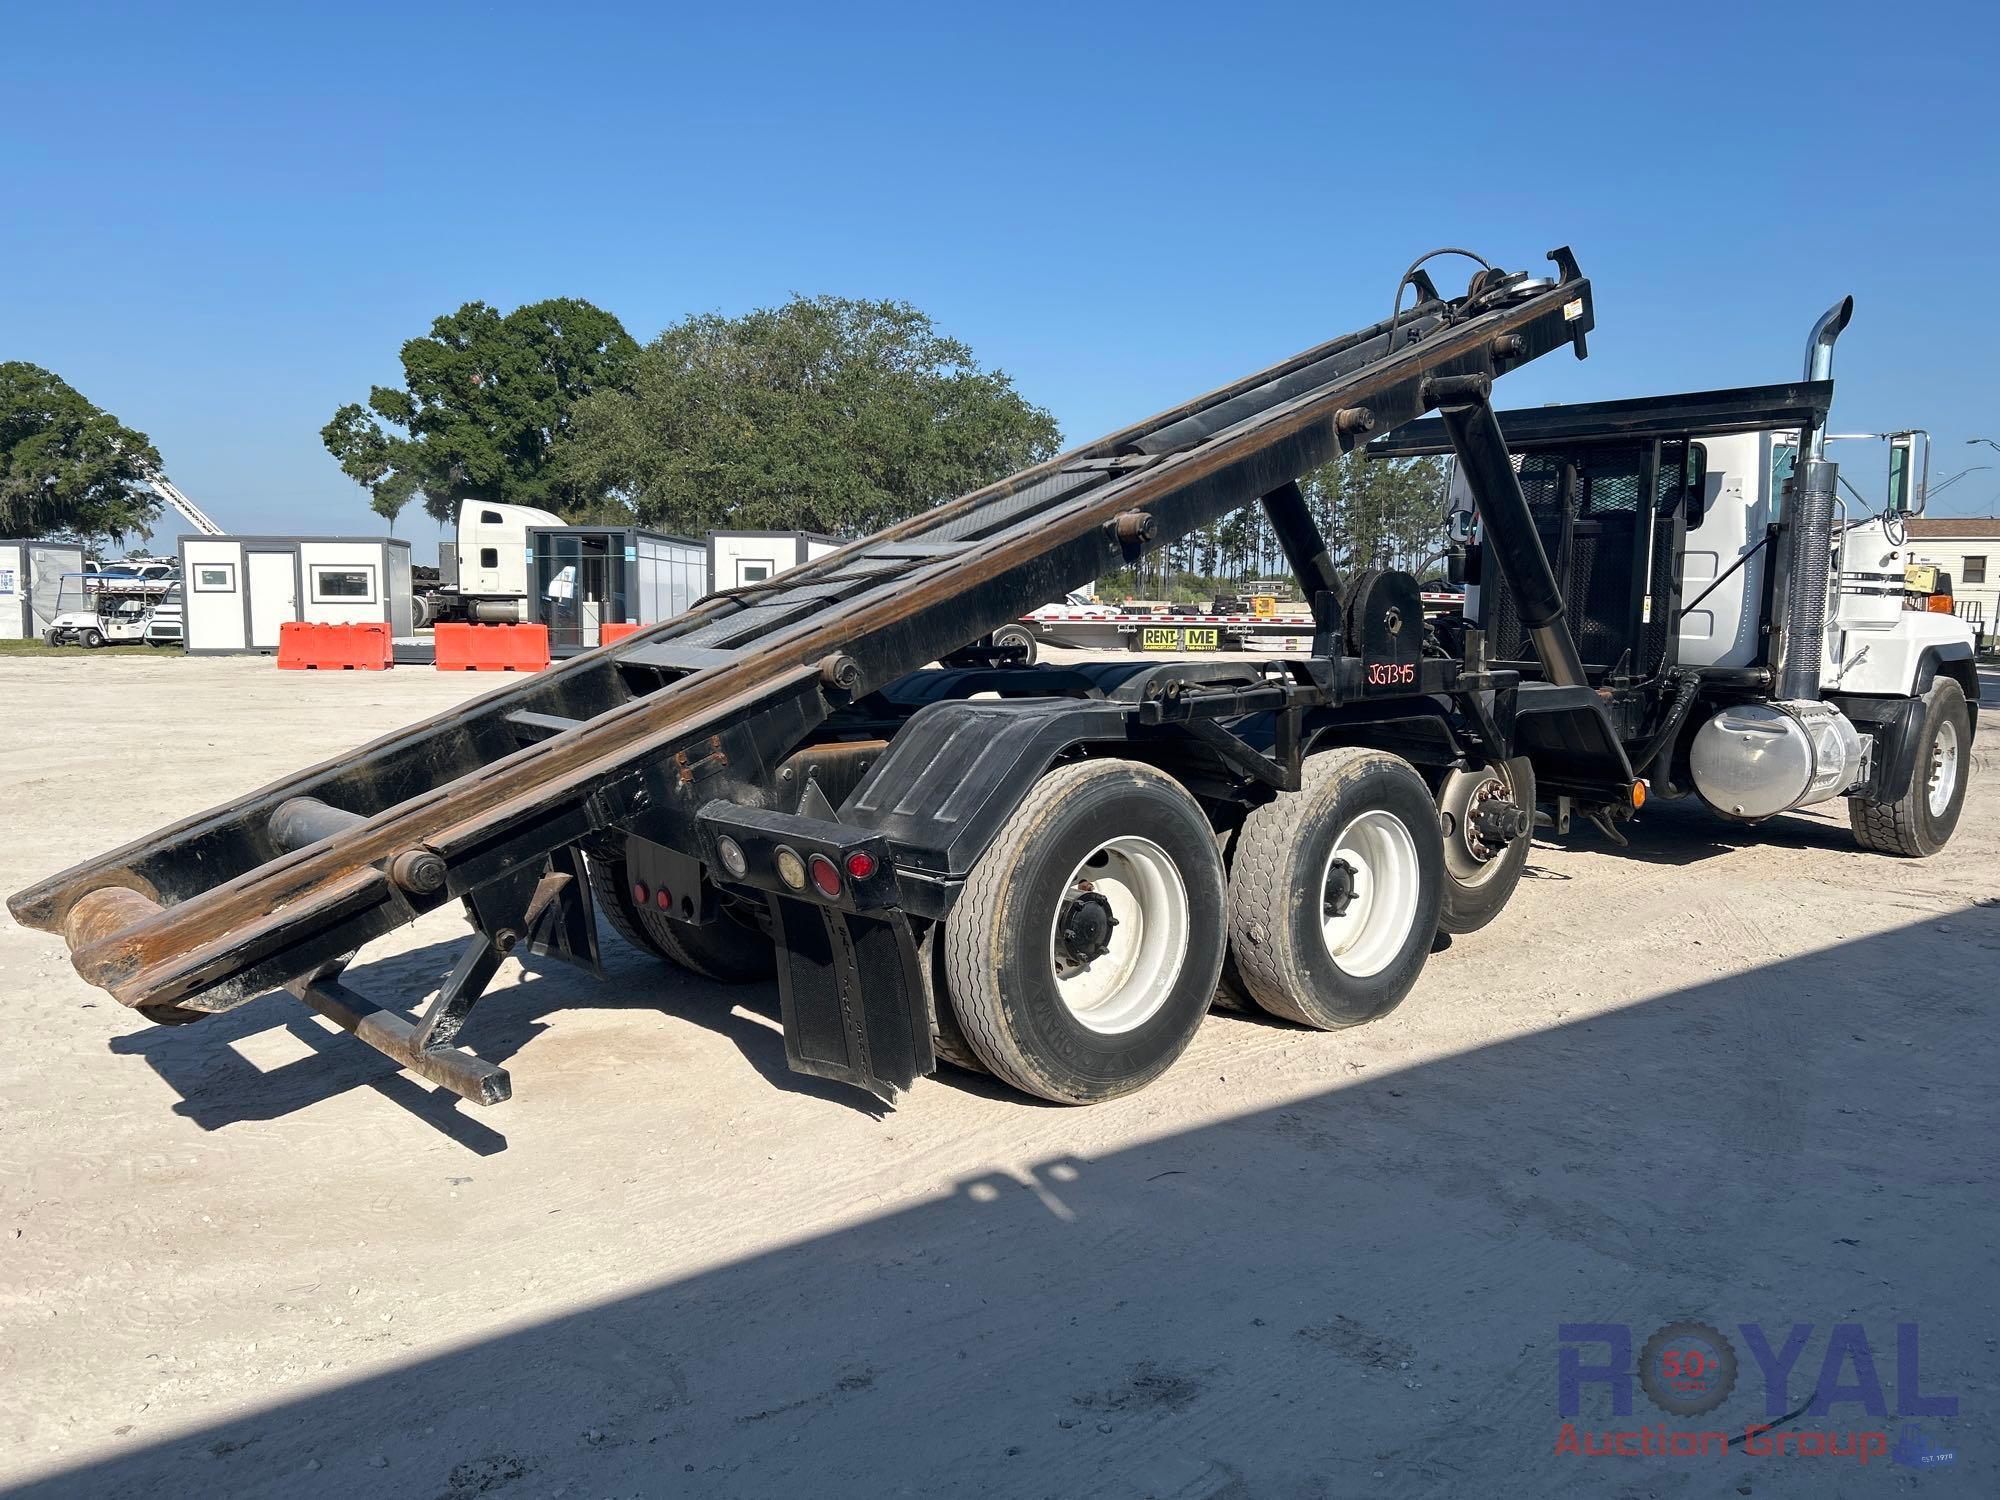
1383 247 1495 356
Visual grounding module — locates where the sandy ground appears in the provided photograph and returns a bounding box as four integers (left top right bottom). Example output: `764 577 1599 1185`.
1 652 1995 1499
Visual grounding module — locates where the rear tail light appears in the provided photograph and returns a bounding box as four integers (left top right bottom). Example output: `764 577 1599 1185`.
655 886 674 911
844 849 878 880
807 853 842 898
774 847 807 891
631 881 649 906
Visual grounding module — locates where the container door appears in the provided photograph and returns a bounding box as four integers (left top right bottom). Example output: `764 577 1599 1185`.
247 550 297 649
26 546 74 636
0 545 21 638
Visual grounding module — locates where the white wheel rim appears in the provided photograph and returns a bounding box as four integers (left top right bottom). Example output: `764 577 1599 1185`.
1927 717 1960 817
1048 836 1189 1035
1319 810 1420 979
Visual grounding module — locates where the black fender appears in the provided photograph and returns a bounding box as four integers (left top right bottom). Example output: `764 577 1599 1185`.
1860 695 1928 803
1836 663 1977 804
1915 645 1980 735
1505 682 1636 801
842 696 1139 880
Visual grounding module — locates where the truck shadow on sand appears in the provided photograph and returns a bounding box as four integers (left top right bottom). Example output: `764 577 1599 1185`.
106 924 902 1154
104 782 1978 1154
50 905 2000 1500
1539 794 1877 867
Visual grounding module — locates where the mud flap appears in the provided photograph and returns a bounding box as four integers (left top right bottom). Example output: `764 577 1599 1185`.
766 895 935 1102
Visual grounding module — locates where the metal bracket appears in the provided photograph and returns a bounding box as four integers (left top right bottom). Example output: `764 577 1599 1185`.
289 951 512 1106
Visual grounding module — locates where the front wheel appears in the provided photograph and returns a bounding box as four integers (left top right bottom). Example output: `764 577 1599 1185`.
944 758 1226 1103
1435 756 1536 934
81 628 105 649
1849 679 1972 856
1226 747 1444 1029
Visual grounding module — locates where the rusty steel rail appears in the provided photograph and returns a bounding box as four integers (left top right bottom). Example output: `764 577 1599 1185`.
10 252 1594 1034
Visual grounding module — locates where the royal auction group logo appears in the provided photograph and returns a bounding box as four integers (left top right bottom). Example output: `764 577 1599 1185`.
1555 1320 1959 1467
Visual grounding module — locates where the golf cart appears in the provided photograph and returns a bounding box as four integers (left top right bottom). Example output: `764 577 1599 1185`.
46 576 155 648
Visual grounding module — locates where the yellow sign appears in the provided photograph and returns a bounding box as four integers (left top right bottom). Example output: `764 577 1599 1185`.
1905 563 1938 593
1252 595 1277 618
1142 626 1220 651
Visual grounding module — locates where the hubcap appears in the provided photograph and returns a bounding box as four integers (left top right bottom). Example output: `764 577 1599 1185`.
1047 836 1189 1035
1319 810 1421 979
1438 769 1521 885
1927 718 1960 817
1055 890 1117 968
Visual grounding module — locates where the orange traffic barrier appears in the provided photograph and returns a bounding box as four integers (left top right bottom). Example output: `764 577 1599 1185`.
277 621 392 671
599 621 646 647
434 622 550 672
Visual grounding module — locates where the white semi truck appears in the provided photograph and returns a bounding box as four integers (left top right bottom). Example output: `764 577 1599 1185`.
418 499 568 626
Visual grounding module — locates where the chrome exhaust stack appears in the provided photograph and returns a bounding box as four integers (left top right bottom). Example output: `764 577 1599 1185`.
1772 295 1852 703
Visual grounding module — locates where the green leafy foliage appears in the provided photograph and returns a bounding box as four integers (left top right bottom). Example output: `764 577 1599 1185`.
563 296 1061 537
0 363 163 544
323 298 638 528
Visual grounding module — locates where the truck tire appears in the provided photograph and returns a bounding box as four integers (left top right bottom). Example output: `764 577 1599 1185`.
1848 679 1971 857
1435 755 1536 934
944 758 1227 1104
991 624 1039 665
1227 747 1443 1029
918 922 986 1074
586 852 776 983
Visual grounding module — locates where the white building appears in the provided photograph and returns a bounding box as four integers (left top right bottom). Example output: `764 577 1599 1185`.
178 534 413 653
707 530 838 590
1904 518 1998 645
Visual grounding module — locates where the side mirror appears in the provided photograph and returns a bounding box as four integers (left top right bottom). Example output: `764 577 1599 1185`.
1887 431 1929 516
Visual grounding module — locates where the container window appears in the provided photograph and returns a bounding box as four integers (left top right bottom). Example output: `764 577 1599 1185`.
193 564 235 592
1965 556 1987 585
310 565 376 603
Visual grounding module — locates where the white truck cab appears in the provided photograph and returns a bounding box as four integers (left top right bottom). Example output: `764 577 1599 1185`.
425 500 568 624
1385 301 1976 857
1679 426 1966 703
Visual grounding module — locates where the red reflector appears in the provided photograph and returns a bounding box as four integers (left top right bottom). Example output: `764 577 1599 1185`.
844 850 878 880
631 881 649 906
807 852 842 898
655 886 673 910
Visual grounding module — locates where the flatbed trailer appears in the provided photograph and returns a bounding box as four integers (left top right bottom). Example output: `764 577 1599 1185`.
12 249 1640 1107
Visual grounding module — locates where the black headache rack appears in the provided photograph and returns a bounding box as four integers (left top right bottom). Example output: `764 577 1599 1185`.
1370 380 1835 690
10 249 1622 1106
1369 381 1839 796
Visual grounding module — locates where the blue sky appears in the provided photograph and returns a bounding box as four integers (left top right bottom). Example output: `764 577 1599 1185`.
4 1 1995 560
